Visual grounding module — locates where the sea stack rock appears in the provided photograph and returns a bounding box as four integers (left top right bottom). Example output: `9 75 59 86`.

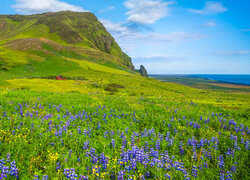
139 65 149 77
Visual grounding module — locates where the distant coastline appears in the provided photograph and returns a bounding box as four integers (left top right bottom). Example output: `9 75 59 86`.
150 74 250 86
191 74 250 86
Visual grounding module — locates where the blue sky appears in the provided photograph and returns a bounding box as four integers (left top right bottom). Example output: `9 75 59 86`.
1 0 250 74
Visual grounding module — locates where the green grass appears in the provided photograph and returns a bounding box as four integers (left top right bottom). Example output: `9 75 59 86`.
0 87 249 179
0 11 249 180
0 68 249 179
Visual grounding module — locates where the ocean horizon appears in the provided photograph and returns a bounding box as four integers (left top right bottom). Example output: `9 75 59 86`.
150 74 250 85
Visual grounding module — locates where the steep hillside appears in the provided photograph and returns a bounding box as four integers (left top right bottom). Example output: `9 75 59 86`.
0 11 134 76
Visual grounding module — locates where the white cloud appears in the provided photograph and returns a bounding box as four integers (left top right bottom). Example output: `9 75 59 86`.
132 54 190 62
123 0 175 24
217 50 250 56
102 19 202 43
198 21 217 28
189 1 227 15
100 19 136 38
101 19 202 54
99 6 115 13
101 19 202 42
12 0 86 14
139 32 202 42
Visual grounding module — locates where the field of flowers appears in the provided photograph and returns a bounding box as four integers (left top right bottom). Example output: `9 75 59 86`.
0 90 249 179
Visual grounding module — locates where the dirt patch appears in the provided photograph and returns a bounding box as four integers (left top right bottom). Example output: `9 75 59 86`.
208 83 250 89
5 38 64 51
0 20 6 30
6 38 43 51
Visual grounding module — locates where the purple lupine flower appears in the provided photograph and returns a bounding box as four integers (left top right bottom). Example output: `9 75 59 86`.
225 148 234 156
9 161 18 177
131 136 135 147
6 153 10 162
231 165 237 173
156 139 160 150
64 168 78 179
122 152 129 163
144 141 149 152
110 131 114 138
56 162 61 171
246 140 249 150
219 172 224 180
130 159 137 169
191 165 197 177
58 127 63 137
168 123 171 129
68 149 72 157
111 139 115 148
203 162 208 168
120 131 125 138
164 173 171 179
145 171 150 178
1 164 9 174
99 153 109 169
118 170 124 180
122 137 127 147
125 128 128 134
42 175 49 180
136 149 143 163
104 131 109 138
226 171 233 180
34 175 39 180
79 175 89 180
0 173 7 179
192 152 197 161
199 164 203 171
83 140 89 150
199 139 204 148
77 127 81 134
218 157 224 169
168 138 174 146
60 139 64 146
184 173 190 180
142 153 149 167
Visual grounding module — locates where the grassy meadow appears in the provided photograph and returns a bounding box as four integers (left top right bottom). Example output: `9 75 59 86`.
0 73 249 179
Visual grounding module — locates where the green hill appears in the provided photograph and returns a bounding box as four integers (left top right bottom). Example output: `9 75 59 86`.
0 11 249 111
0 11 134 76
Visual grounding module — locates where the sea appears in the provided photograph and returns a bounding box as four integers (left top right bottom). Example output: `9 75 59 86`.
192 74 250 85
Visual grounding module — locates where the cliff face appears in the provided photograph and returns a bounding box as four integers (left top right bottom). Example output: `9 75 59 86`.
0 11 134 71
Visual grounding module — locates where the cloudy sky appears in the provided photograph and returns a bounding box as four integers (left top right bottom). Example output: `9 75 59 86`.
1 0 250 74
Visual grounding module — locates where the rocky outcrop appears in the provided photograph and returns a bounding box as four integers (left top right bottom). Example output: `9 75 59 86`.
139 65 148 77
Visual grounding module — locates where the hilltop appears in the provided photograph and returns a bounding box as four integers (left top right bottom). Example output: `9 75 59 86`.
0 11 134 77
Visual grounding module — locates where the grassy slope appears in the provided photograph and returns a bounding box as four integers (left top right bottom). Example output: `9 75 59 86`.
0 12 249 113
0 11 134 72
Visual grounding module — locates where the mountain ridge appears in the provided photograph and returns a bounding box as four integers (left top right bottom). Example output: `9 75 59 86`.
0 11 135 75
